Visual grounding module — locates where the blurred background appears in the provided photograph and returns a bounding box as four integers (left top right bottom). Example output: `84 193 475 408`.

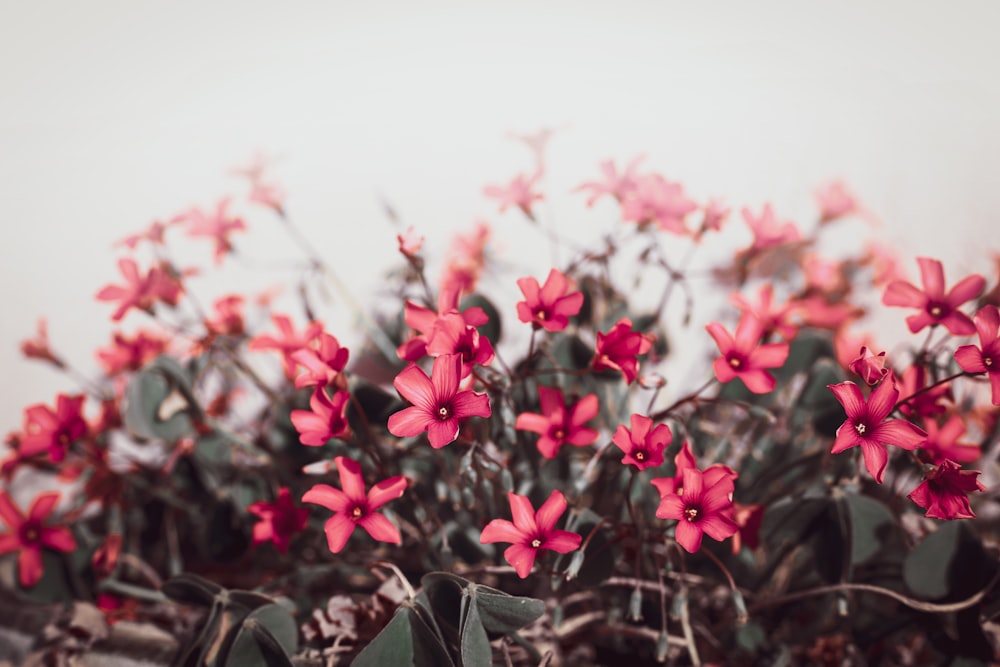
2 0 999 431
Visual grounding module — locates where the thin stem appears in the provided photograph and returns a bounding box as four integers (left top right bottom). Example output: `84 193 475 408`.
649 378 716 422
893 371 967 412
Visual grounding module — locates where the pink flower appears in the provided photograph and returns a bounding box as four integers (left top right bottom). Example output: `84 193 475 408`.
802 253 849 295
848 346 889 386
0 491 77 588
248 487 309 554
291 333 350 390
95 258 184 321
741 204 801 251
864 241 907 287
96 330 168 376
19 394 88 463
612 414 671 470
248 314 324 380
706 314 789 394
576 156 644 206
792 296 864 331
592 318 653 384
302 457 407 553
387 354 491 448
205 295 245 337
425 313 495 375
440 222 491 296
907 459 984 520
248 182 286 214
183 198 247 264
397 286 488 362
483 172 543 220
480 490 581 578
116 215 184 250
698 198 730 235
516 269 584 332
650 441 737 499
655 467 739 554
896 365 952 419
814 180 859 224
290 389 351 446
515 387 599 459
882 257 985 335
20 318 63 367
729 285 797 340
919 415 981 464
397 226 424 260
827 380 927 484
955 305 1000 405
621 174 698 235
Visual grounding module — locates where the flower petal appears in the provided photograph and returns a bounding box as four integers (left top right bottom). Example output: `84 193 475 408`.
738 369 776 394
875 419 927 450
324 513 356 553
543 529 582 553
387 406 432 439
954 345 986 373
426 419 460 448
451 391 492 419
508 493 538 534
358 513 401 545
27 492 60 523
18 546 44 588
828 382 865 419
867 376 899 422
534 490 567 533
830 421 860 454
367 476 408 510
431 353 462 402
504 543 537 578
335 457 367 502
675 520 703 553
40 527 76 553
882 280 925 308
0 492 25 530
393 364 436 410
480 519 523 544
705 322 734 355
860 440 889 484
301 484 350 512
916 257 945 299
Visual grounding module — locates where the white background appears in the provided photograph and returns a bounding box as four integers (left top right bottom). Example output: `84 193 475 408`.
2 1 999 432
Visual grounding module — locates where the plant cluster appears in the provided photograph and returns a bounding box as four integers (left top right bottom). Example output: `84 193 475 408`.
2 145 999 666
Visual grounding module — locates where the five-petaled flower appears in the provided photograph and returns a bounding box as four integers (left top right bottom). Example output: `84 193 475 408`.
919 415 980 464
95 258 184 322
827 379 927 484
248 487 310 554
741 203 801 251
593 318 653 384
907 459 984 520
183 198 248 264
19 394 88 463
576 156 644 207
655 467 738 554
955 305 1000 405
302 457 407 553
248 314 324 380
882 257 985 335
620 173 698 235
612 414 672 470
515 387 599 459
387 354 491 448
516 269 584 332
480 490 581 578
96 330 169 377
706 313 789 394
290 389 351 446
291 333 350 390
483 171 543 221
0 491 77 588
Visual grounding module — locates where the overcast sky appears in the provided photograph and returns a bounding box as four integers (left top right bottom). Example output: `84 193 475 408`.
2 1 999 431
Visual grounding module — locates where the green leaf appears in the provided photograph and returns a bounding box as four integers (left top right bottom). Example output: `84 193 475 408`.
122 355 197 441
419 572 468 646
846 494 896 566
459 591 492 667
353 603 455 667
468 584 544 636
460 293 502 346
222 603 298 667
903 522 994 601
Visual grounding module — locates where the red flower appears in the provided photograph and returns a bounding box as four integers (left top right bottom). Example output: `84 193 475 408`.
706 313 789 394
729 285 797 340
205 295 245 336
731 502 766 554
248 314 324 380
0 491 77 588
387 354 491 448
302 457 407 553
621 174 698 235
248 487 310 554
95 258 184 321
919 415 981 464
290 389 351 446
827 380 927 484
20 318 63 367
882 257 985 335
907 459 984 520
483 171 543 220
515 387 599 459
480 490 581 578
397 286 488 362
425 312 495 375
655 467 738 554
896 365 952 419
612 414 671 470
593 318 653 384
741 203 801 251
292 333 350 390
848 346 889 386
650 441 736 498
19 394 88 463
516 269 584 332
183 198 247 264
96 329 168 376
955 305 1000 405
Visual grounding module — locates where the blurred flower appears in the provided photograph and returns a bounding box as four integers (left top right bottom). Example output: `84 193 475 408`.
484 171 543 221
814 180 859 224
19 394 88 463
248 313 324 380
919 415 980 464
576 156 644 206
292 333 349 390
96 329 168 376
741 203 801 251
396 226 424 260
515 386 599 459
95 258 184 321
848 346 889 386
621 174 698 235
882 257 985 335
0 491 77 588
20 318 63 368
516 268 584 332
706 313 789 394
593 318 653 384
248 487 309 554
729 285 797 340
183 198 248 264
291 388 351 446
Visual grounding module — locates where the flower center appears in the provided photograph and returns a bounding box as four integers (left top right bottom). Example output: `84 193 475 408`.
728 356 742 369
351 506 363 519
684 507 699 522
58 432 70 446
928 303 944 319
635 451 646 461
986 357 994 367
531 538 542 548
21 524 40 544
855 422 867 435
536 310 547 320
552 428 565 441
437 406 451 420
